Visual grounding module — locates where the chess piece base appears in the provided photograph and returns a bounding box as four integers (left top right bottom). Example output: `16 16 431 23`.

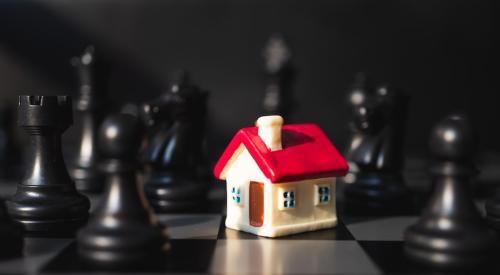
405 224 496 270
144 172 207 213
6 184 90 234
344 172 412 214
77 229 167 268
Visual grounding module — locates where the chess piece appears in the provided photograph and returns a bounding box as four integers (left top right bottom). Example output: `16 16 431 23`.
0 102 21 179
346 72 373 107
343 81 411 213
404 114 496 270
6 96 90 234
141 70 209 212
262 34 295 117
70 45 110 193
0 200 22 258
77 113 168 268
486 190 500 230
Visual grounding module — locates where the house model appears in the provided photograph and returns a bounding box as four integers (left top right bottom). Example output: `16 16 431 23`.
214 115 348 237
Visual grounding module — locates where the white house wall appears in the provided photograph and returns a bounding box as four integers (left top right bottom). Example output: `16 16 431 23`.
269 178 336 227
225 146 271 231
223 145 337 237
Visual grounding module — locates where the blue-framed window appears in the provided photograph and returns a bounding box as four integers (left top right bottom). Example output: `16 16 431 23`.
282 190 296 209
231 186 242 205
317 185 331 205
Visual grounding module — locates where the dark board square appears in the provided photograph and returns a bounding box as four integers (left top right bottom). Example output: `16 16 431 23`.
337 200 419 218
358 241 428 274
359 241 500 274
42 239 216 273
217 216 354 240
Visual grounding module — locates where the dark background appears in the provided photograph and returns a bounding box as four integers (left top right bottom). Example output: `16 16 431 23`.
0 0 498 162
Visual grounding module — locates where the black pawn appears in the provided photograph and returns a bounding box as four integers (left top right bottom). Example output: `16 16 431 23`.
404 114 496 270
70 45 110 193
77 113 168 268
6 96 90 234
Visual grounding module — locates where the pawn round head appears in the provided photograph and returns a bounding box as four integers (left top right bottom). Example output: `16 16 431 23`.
98 113 143 159
429 114 477 161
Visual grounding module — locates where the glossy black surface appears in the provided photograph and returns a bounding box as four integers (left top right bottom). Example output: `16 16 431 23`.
69 45 110 193
77 113 168 268
404 114 497 270
141 70 210 213
6 95 90 235
344 76 412 213
261 34 295 118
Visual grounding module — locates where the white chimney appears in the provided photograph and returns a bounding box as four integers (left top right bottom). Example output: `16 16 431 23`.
256 115 283 151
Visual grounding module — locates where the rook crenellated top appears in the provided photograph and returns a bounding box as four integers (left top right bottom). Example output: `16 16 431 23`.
18 95 73 130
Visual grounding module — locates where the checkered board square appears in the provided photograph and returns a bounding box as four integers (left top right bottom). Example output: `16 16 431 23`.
0 213 424 274
2 177 500 274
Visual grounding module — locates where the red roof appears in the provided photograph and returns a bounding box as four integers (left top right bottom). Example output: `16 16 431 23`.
214 124 348 183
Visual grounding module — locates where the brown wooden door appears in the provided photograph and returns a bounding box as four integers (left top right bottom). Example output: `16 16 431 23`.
249 181 264 227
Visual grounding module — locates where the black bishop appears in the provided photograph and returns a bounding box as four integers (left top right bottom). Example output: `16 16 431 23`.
70 45 110 193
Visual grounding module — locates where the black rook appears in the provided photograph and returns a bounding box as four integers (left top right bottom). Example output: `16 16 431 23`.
6 95 90 234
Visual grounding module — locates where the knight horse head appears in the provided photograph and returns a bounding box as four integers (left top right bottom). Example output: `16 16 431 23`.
141 70 208 129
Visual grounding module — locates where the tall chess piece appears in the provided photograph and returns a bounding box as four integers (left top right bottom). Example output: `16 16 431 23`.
0 200 22 258
70 46 110 193
6 96 90 234
486 187 500 230
0 103 21 179
405 115 496 270
262 34 295 117
344 81 411 213
141 70 209 212
77 113 168 268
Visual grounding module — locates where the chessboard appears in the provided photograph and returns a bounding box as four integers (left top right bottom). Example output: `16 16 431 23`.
1 154 500 275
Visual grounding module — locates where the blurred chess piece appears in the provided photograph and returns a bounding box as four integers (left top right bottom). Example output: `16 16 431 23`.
343 76 412 214
262 34 296 118
141 70 210 212
405 114 496 270
345 72 373 107
70 45 111 193
486 186 500 230
0 102 21 179
77 113 168 268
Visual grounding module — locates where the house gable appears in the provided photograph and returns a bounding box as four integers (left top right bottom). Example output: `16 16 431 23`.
225 146 269 184
214 124 348 183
